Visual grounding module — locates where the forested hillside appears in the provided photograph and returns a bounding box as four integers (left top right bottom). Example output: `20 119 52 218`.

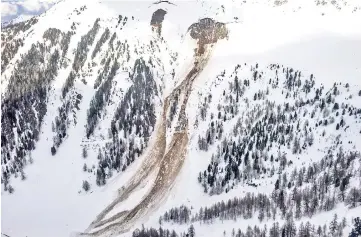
1 0 361 237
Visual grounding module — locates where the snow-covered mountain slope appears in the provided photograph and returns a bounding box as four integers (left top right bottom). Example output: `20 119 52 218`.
2 14 35 28
1 0 361 237
1 0 58 26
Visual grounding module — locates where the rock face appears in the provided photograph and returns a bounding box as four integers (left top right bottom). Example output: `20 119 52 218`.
150 9 167 36
188 18 228 55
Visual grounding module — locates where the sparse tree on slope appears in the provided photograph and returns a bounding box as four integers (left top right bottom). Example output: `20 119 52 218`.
349 217 361 237
82 147 88 158
82 180 90 192
188 224 195 237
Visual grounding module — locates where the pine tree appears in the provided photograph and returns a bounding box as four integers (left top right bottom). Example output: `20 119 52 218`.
317 226 323 237
333 103 339 111
292 136 300 154
329 214 338 235
82 147 88 158
171 230 177 237
346 187 360 208
342 217 347 229
20 170 26 180
188 224 195 237
82 180 90 192
51 146 57 156
269 222 280 237
349 217 361 237
8 185 14 194
29 154 34 164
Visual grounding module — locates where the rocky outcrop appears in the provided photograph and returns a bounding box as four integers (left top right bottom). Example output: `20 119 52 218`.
188 18 228 55
150 9 167 36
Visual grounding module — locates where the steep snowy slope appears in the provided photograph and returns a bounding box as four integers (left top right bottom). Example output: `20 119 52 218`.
1 1 177 236
134 4 361 237
127 2 361 237
1 0 361 237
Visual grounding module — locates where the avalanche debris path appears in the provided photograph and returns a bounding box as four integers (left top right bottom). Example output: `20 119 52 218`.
80 46 214 237
80 17 228 236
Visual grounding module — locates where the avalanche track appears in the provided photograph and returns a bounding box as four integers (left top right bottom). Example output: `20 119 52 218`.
79 43 215 237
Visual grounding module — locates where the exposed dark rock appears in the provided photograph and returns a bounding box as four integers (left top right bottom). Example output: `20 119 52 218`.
151 9 167 25
188 18 228 54
150 9 167 36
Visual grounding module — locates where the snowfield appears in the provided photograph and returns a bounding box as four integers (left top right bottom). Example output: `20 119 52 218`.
1 0 361 237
